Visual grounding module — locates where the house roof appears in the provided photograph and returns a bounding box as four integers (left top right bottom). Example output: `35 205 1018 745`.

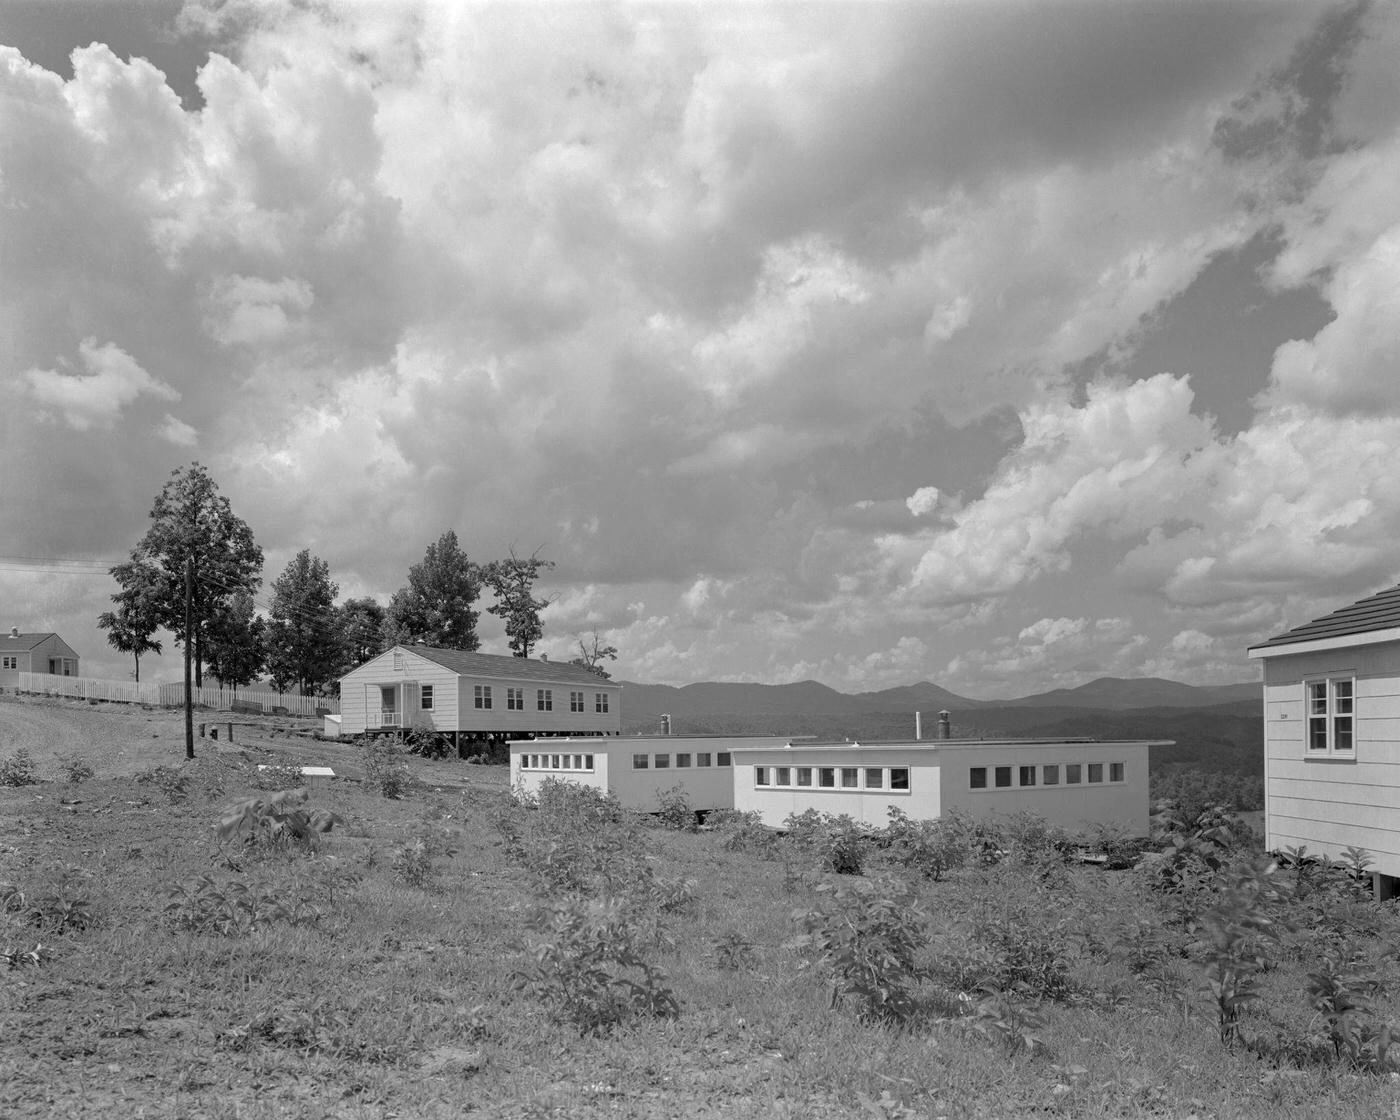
1 631 57 652
396 645 617 686
1249 584 1400 654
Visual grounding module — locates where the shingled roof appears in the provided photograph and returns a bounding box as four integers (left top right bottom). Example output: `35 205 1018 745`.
404 645 614 685
1 631 57 652
1249 584 1400 654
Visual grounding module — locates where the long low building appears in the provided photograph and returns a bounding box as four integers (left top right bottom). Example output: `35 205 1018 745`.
510 733 1163 832
730 737 1162 834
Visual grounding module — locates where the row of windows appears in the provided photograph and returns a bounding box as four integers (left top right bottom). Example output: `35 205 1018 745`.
755 765 911 791
521 753 596 772
632 752 732 769
472 685 611 713
1306 677 1354 755
969 762 1125 790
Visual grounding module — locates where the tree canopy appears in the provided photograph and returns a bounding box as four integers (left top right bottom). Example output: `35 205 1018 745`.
265 549 342 696
96 559 163 682
383 530 482 650
570 631 618 679
205 590 265 693
112 463 263 686
338 597 387 672
483 549 555 657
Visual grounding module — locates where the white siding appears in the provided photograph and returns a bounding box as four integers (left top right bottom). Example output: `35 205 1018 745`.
1262 642 1400 875
732 745 940 828
457 678 620 737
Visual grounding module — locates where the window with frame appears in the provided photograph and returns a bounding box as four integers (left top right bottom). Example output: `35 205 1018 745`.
676 753 691 768
717 752 732 767
970 766 988 790
890 768 910 791
474 684 491 709
1043 765 1059 785
537 689 552 711
1019 765 1036 788
1307 678 1355 755
1 656 15 670
796 767 813 786
1110 762 1124 782
696 753 712 767
818 767 836 788
633 754 649 769
595 693 609 713
840 767 859 788
654 754 670 769
1065 764 1082 784
570 691 585 712
1088 763 1104 783
420 684 434 710
756 766 770 786
994 766 1012 788
865 768 883 789
507 687 524 710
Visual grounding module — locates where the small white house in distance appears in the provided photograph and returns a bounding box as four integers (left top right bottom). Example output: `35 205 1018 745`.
1248 583 1400 895
731 738 1161 834
510 735 798 812
1 628 80 687
338 645 621 754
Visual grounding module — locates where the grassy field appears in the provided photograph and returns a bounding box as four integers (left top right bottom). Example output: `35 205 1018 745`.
2 699 1400 1118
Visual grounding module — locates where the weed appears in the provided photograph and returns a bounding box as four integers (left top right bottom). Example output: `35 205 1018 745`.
165 873 323 936
515 895 680 1035
784 810 867 875
966 986 1047 1057
136 764 190 804
56 753 96 784
216 788 340 854
361 734 411 799
252 761 306 791
709 809 778 856
713 931 756 971
655 784 697 831
790 877 931 1024
1306 948 1390 1070
28 866 95 933
0 748 38 787
390 825 460 889
2 942 53 970
1198 856 1285 1048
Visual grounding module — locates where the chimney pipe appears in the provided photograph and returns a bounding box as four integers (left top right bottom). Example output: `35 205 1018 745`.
660 713 671 736
914 711 922 740
8 626 18 639
938 710 951 740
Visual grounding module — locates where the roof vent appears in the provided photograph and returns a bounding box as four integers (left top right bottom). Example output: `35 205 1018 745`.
8 627 18 639
540 653 548 661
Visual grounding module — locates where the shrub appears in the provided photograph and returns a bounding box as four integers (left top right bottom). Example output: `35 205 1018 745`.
515 895 680 1035
216 788 339 854
392 837 435 888
883 807 968 881
56 754 95 784
709 809 778 856
135 764 190 804
361 735 411 799
0 749 37 787
784 810 868 875
655 785 696 831
1197 856 1285 1048
252 762 305 791
28 866 94 934
790 877 931 1024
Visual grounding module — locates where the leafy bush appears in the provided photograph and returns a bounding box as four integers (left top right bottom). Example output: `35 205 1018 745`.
135 764 190 804
790 877 931 1024
1305 948 1391 1070
515 895 680 1035
216 788 339 854
708 809 778 856
882 807 968 881
165 874 323 936
0 749 38 787
1197 856 1285 1047
784 810 868 875
655 784 696 831
1152 768 1264 819
392 837 436 888
361 735 411 799
56 754 95 784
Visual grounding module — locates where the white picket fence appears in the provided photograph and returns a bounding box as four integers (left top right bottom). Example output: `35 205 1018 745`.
13 672 338 717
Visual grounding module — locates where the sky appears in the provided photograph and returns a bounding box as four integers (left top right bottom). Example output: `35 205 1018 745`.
2 0 1400 698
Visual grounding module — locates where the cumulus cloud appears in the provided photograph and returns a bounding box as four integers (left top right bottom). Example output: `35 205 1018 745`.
21 339 180 431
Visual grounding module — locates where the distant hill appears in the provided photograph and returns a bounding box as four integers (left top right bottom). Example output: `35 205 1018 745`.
615 675 1263 775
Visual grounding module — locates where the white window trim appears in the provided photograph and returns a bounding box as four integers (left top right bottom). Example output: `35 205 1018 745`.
969 761 1128 792
1304 676 1356 758
754 765 911 793
520 752 595 773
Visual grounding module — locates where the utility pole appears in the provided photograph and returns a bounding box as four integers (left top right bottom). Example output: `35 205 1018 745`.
184 556 195 760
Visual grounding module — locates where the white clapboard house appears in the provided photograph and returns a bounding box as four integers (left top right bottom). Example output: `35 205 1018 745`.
1249 583 1400 896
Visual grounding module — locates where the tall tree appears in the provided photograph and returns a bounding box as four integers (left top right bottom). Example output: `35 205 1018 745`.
383 531 482 650
483 549 556 657
204 591 266 694
570 631 618 679
96 560 163 681
338 596 387 672
113 463 263 686
265 549 342 695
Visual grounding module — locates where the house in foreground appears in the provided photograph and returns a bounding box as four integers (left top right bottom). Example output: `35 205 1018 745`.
1248 584 1400 895
337 645 621 755
1 628 80 688
512 731 1160 832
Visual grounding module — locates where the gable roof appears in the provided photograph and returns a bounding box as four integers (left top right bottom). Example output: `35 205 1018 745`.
1249 584 1400 655
1 631 58 652
383 645 616 686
